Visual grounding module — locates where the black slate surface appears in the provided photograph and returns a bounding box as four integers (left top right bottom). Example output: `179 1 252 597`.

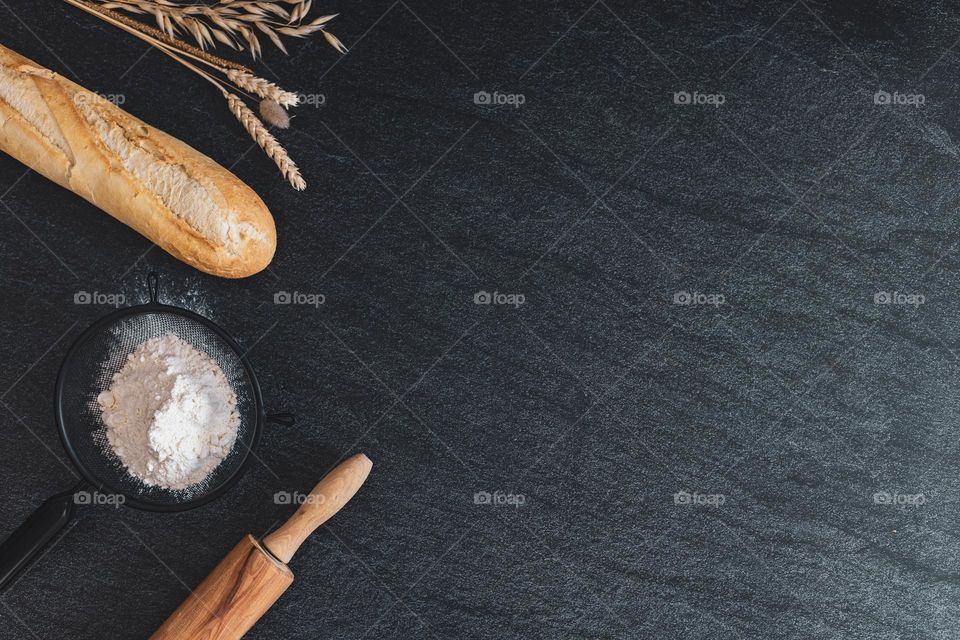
1 1 960 638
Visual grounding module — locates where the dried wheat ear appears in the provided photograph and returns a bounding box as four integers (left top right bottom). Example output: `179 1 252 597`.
65 0 345 190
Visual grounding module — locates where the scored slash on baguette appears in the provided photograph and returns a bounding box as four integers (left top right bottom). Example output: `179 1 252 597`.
0 43 276 279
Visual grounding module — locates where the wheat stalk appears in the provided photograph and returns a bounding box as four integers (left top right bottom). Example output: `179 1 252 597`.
96 0 342 59
225 92 305 190
226 69 298 107
64 0 310 190
74 0 251 71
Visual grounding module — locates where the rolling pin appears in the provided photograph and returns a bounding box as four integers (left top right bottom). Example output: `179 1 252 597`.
150 454 373 640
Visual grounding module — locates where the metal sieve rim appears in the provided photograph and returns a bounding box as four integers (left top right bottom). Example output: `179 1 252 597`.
53 300 265 513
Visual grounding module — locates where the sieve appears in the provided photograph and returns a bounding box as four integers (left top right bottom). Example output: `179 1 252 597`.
0 273 290 590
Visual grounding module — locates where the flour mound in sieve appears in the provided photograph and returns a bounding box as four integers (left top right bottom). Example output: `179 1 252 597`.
97 333 240 490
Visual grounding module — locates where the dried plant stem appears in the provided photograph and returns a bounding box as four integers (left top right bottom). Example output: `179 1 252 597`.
152 47 307 190
63 0 306 190
67 0 294 106
71 0 251 72
64 0 236 101
225 92 305 190
96 0 342 59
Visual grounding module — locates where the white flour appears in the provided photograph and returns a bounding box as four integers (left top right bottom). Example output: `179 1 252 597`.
97 333 240 490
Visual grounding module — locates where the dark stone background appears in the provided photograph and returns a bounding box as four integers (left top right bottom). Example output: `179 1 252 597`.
1 1 960 638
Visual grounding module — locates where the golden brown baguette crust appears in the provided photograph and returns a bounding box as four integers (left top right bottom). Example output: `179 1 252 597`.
0 43 275 278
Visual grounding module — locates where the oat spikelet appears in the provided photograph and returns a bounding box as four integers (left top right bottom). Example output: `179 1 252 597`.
226 69 298 107
78 0 252 71
96 0 344 58
322 30 348 54
224 91 305 190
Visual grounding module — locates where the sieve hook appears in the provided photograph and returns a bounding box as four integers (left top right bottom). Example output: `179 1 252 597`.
147 272 160 304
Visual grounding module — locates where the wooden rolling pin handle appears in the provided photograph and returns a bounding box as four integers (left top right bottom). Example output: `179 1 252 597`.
263 454 372 564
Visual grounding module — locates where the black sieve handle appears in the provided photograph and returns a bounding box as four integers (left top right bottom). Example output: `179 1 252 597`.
0 485 80 591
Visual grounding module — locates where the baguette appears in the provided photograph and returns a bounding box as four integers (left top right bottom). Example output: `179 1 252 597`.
0 43 276 278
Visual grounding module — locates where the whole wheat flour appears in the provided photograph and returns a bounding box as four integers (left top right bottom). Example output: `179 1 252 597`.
97 333 240 490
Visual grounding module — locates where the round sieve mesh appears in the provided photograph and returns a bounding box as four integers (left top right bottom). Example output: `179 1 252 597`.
56 307 262 511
